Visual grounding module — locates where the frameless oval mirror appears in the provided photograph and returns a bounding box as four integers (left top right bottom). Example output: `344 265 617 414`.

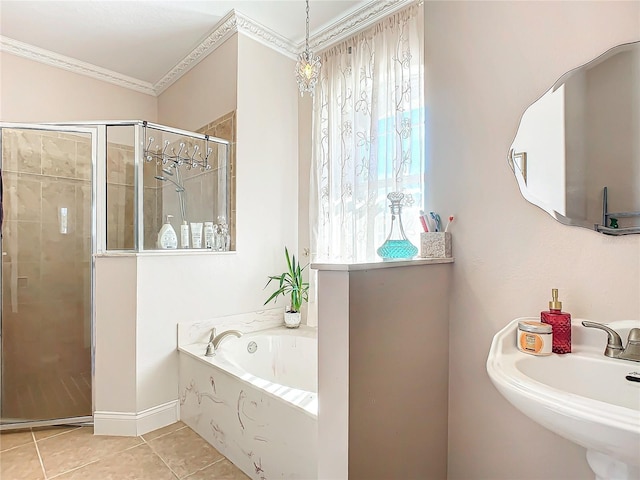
508 41 639 235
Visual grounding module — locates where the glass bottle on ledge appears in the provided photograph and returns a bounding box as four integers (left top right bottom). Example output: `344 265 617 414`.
377 192 418 260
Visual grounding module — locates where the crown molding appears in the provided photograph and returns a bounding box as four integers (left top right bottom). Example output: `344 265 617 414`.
0 36 156 96
235 11 297 59
152 10 238 95
306 0 414 52
1 1 417 98
153 10 297 96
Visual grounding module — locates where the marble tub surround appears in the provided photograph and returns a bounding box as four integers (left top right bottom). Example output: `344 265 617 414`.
179 347 317 480
178 312 318 479
177 308 285 346
0 423 249 479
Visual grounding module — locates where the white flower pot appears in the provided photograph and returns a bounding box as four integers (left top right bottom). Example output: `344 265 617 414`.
284 311 301 328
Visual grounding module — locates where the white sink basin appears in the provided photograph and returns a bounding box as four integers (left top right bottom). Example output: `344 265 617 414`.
487 318 640 479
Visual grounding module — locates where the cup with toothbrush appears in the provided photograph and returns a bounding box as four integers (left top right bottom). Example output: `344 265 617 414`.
419 211 453 258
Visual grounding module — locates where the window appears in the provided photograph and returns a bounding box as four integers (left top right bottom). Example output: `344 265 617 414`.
311 3 425 262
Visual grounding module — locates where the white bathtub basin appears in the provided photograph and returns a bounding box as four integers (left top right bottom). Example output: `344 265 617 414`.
222 327 317 393
487 318 640 479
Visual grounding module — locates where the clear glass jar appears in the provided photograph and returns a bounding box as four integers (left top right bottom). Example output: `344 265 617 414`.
377 192 418 260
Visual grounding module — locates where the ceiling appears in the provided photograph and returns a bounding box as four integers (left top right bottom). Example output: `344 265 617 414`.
0 0 382 88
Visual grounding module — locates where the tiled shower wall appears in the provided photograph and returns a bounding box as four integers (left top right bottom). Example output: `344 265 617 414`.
105 141 161 251
198 111 236 251
1 129 92 420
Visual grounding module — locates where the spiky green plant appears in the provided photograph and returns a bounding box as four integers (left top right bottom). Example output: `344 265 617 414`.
264 247 309 313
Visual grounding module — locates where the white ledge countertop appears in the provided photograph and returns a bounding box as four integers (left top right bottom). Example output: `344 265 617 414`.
311 257 454 271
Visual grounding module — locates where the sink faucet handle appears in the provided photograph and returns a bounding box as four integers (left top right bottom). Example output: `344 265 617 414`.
619 328 640 362
208 328 216 343
581 321 624 357
627 328 640 343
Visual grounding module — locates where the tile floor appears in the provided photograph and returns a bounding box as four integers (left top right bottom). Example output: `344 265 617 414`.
0 421 250 479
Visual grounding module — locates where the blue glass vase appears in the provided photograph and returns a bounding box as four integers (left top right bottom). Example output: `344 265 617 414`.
377 192 418 260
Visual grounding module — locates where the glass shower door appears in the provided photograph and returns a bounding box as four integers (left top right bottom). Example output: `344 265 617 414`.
0 124 95 428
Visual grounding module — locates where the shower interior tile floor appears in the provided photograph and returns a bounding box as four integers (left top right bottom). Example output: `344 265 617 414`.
0 421 250 479
2 371 92 421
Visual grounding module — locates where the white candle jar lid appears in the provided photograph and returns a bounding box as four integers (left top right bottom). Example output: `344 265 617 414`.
518 320 552 334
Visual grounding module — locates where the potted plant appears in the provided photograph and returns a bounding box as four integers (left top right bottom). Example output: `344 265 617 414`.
264 247 309 328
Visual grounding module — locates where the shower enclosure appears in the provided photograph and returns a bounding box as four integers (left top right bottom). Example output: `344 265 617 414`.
0 121 230 430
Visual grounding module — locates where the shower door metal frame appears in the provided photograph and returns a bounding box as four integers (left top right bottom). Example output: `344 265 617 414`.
0 122 99 431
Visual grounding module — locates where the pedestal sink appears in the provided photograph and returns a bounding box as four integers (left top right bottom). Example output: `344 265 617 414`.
487 318 640 480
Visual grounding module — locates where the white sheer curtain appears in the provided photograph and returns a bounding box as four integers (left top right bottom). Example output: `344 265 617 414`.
310 3 424 263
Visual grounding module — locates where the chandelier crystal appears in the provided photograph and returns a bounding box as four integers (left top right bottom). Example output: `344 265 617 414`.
295 0 321 96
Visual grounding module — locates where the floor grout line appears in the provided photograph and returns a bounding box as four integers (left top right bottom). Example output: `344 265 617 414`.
141 423 188 442
47 459 102 480
144 425 238 479
47 439 145 479
183 457 227 479
0 441 36 454
141 435 182 479
31 429 48 480
34 425 82 443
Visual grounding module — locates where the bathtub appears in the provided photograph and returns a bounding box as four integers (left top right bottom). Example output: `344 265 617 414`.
179 325 317 480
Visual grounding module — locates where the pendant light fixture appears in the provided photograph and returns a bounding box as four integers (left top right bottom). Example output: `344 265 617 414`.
295 0 322 96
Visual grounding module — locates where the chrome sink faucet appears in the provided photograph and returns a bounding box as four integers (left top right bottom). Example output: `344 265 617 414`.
582 321 640 362
205 328 242 356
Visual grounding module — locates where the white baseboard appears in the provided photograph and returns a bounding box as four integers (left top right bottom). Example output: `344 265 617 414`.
135 400 180 436
94 410 138 436
94 400 179 437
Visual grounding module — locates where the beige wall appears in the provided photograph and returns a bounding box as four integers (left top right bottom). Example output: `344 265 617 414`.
94 255 137 415
316 262 452 480
157 34 238 131
236 33 299 258
0 52 157 122
348 264 451 479
423 1 640 478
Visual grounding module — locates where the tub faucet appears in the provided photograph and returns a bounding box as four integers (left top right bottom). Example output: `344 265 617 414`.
582 321 640 362
205 328 242 356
